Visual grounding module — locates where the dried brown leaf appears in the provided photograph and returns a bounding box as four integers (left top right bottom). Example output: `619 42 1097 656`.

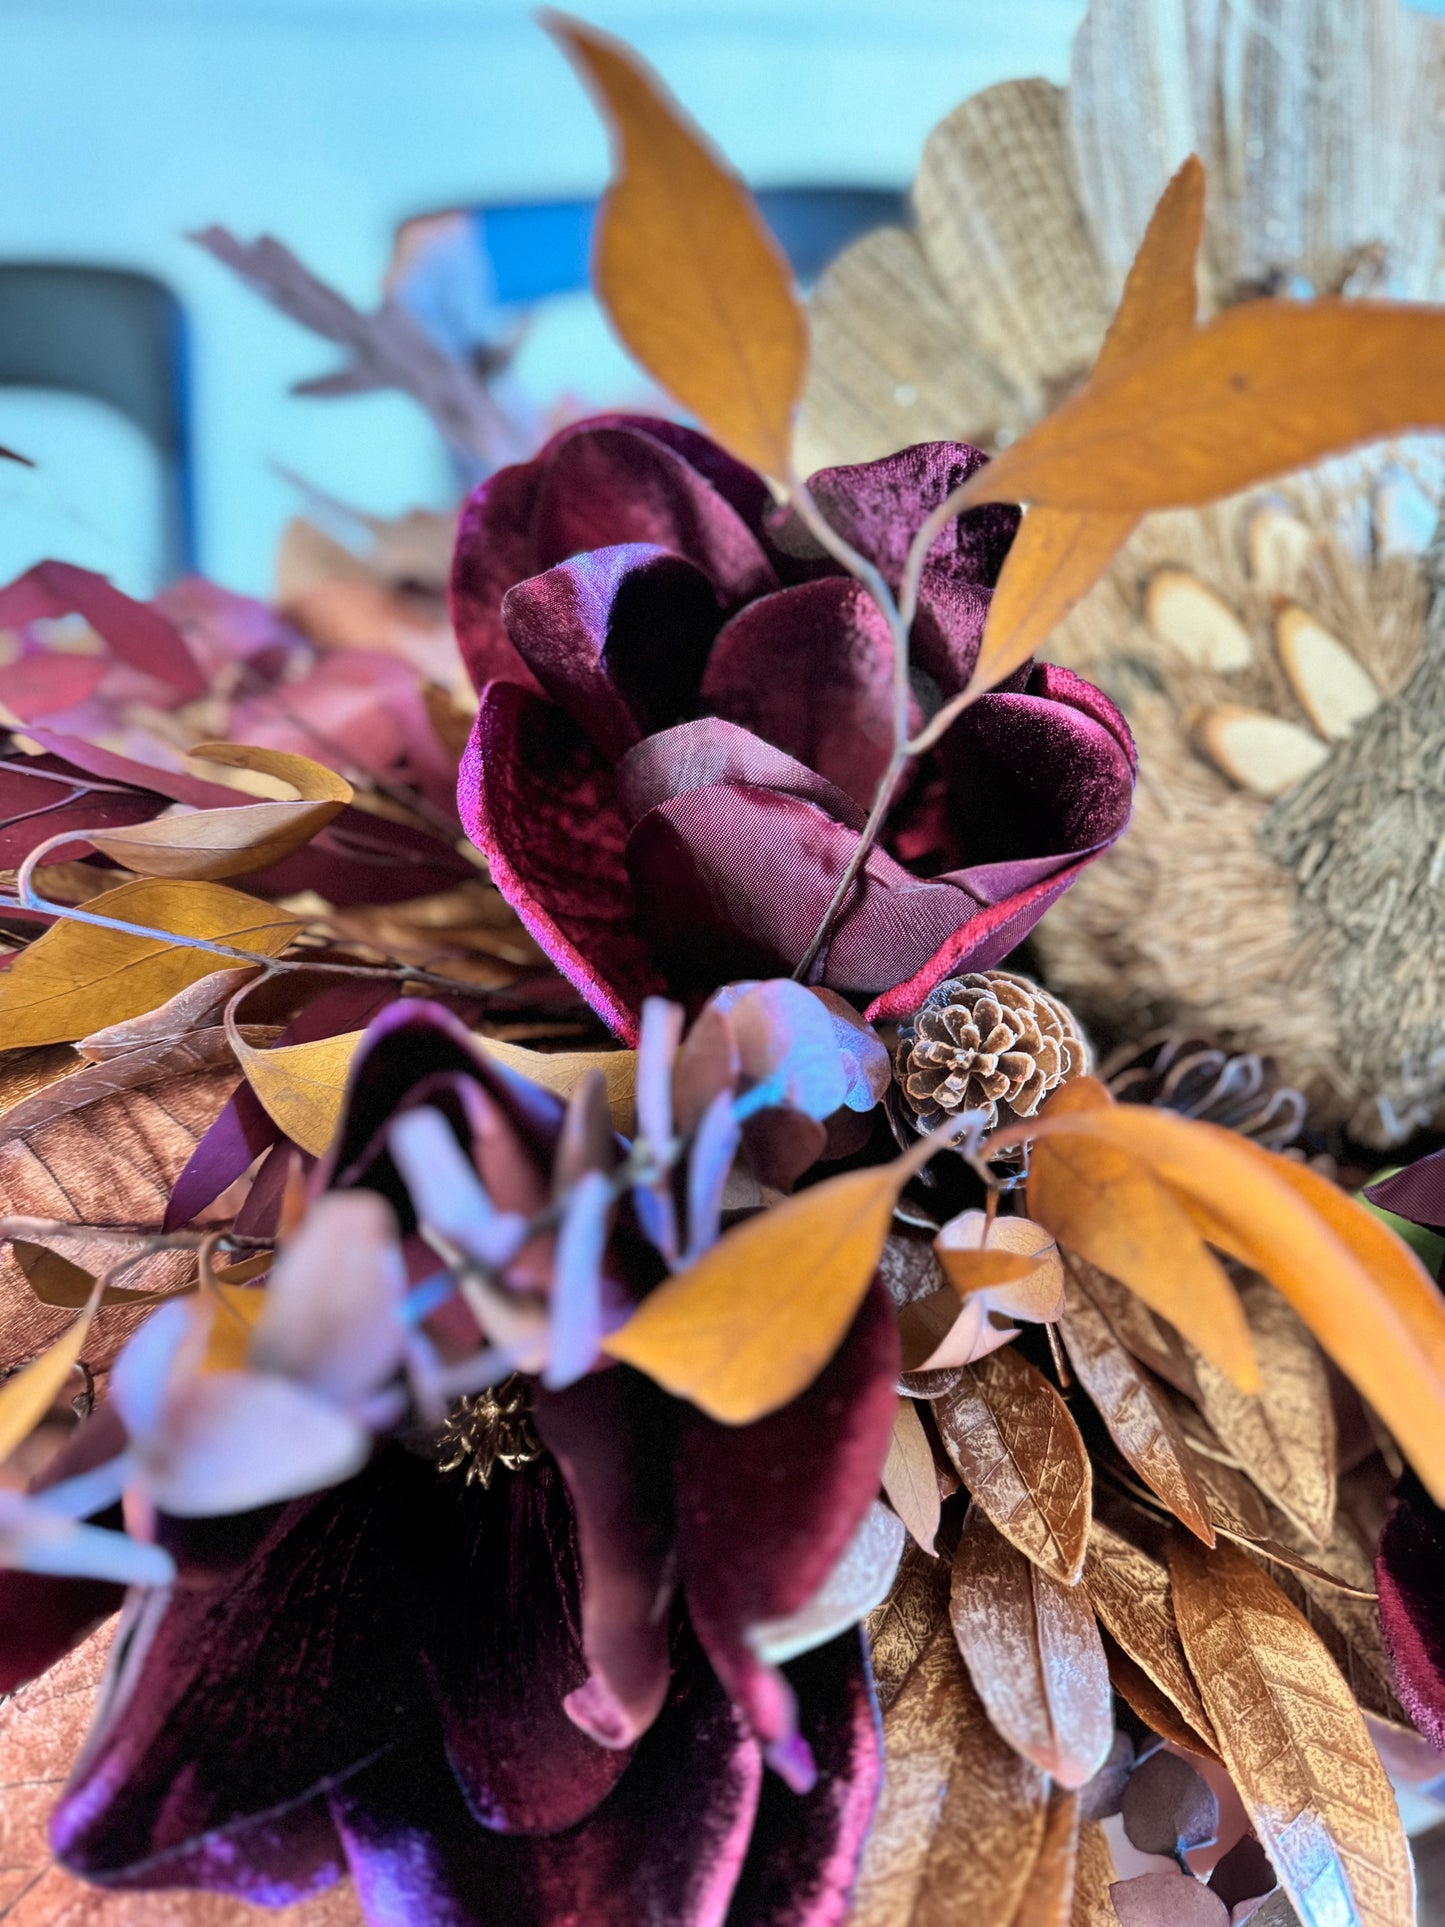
865 1532 952 1714
0 1048 82 1119
1186 1277 1336 1546
1060 1257 1215 1545
1008 1786 1082 1926
950 1503 1113 1787
1250 1517 1409 1731
1169 1537 1415 1927
849 1621 1050 1927
1084 1520 1218 1755
1076 1259 1201 1401
881 1399 941 1554
1071 1821 1119 1927
1191 1451 1274 1542
1104 1633 1220 1761
936 1345 1092 1584
79 969 260 1060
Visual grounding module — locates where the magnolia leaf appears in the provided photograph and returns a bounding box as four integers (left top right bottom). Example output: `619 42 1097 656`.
545 13 806 478
1026 1123 1257 1391
0 880 301 1049
87 742 350 882
1185 1277 1336 1547
881 1397 942 1554
1104 1635 1220 1762
1073 1257 1201 1401
849 1620 1050 1927
949 1503 1113 1788
604 1146 928 1423
1058 1256 1215 1545
1072 1821 1120 1927
960 299 1445 515
236 1026 637 1157
1255 1517 1408 1731
1083 1520 1218 1757
960 155 1203 698
934 1211 1064 1321
935 1345 1092 1585
1169 1537 1416 1927
12 1241 159 1310
0 1281 101 1461
79 967 260 1060
865 1532 952 1716
1006 1786 1080 1927
1188 1447 1274 1543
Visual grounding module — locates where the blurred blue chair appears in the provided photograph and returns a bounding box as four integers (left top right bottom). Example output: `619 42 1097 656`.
0 263 195 580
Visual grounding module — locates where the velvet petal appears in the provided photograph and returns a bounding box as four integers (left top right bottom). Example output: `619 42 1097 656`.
450 458 548 694
1376 1481 1445 1750
616 718 866 832
63 1790 348 1907
420 1455 632 1835
51 1451 438 1883
1366 1154 1445 1235
673 1278 899 1767
724 1633 882 1927
502 546 723 761
332 1634 763 1927
532 1366 679 1751
461 681 665 1043
701 579 907 811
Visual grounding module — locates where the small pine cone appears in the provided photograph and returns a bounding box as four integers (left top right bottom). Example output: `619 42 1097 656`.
1101 1032 1306 1154
894 970 1091 1133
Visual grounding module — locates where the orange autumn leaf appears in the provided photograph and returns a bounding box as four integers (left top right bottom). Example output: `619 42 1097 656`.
959 298 1445 515
545 13 806 480
961 156 1204 698
0 1278 102 1462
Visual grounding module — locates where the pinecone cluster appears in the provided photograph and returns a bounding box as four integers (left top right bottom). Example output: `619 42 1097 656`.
894 970 1090 1133
1102 1033 1308 1154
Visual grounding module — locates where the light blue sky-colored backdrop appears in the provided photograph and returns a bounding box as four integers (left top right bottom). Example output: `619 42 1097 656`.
4 0 1444 598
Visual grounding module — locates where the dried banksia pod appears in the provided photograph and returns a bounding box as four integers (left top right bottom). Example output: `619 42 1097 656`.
894 970 1090 1133
1102 1032 1307 1154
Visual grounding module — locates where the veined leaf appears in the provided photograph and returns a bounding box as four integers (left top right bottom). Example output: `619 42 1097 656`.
87 741 351 881
1170 1537 1415 1927
959 299 1445 515
1007 1787 1081 1927
881 1398 941 1554
13 1241 159 1310
1083 1520 1217 1757
0 1281 101 1461
546 13 806 478
0 880 301 1048
1071 1821 1120 1927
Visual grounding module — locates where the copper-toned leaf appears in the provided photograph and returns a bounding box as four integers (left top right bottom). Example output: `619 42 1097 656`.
1008 1786 1081 1927
1186 1277 1336 1547
1251 1518 1409 1732
79 969 260 1060
87 743 351 882
949 1504 1112 1788
1027 1125 1257 1391
1072 1821 1119 1927
1169 1536 1416 1927
12 1243 158 1310
1104 1634 1220 1762
849 1621 1050 1927
0 880 301 1049
1189 1450 1273 1543
1059 1256 1215 1546
1075 1258 1201 1401
958 299 1445 515
0 1283 102 1461
935 1211 1064 1321
866 1532 952 1715
882 1398 942 1554
1084 1520 1218 1756
545 13 806 478
606 1142 929 1423
935 1345 1092 1585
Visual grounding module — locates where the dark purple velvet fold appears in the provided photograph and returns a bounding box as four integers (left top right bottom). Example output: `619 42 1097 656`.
1376 1480 1445 1750
1366 1155 1445 1237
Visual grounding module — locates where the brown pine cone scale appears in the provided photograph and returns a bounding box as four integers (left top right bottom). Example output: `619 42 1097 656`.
894 970 1090 1133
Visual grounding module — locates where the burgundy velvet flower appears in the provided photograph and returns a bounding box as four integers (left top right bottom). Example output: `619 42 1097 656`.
9 1005 892 1926
1376 1475 1445 1752
452 415 1136 1043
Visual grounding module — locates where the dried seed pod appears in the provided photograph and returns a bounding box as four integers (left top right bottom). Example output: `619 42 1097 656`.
1146 569 1254 671
894 970 1090 1133
1101 1033 1307 1155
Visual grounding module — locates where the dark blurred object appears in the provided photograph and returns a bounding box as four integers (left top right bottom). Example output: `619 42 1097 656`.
1103 1032 1308 1154
0 264 194 579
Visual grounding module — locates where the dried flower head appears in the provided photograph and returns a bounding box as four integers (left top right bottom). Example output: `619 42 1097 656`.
894 970 1089 1133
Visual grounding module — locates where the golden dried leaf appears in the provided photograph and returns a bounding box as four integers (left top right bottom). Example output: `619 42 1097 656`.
882 1398 941 1554
1027 1123 1257 1391
605 1147 926 1422
1059 1257 1215 1546
87 743 351 881
866 1532 952 1714
1103 1634 1220 1762
1074 1258 1201 1401
1189 1450 1273 1543
1255 1519 1408 1732
960 299 1445 515
849 1621 1050 1927
1083 1520 1218 1756
949 1503 1113 1788
935 1211 1064 1321
12 1242 158 1310
935 1344 1092 1585
1093 155 1204 371
0 880 301 1049
1008 1787 1081 1927
1071 1821 1119 1927
545 14 806 479
0 1281 102 1461
1169 1536 1415 1927
1186 1277 1336 1547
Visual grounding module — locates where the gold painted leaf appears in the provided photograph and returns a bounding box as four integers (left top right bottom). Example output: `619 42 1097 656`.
1008 1787 1081 1927
949 1503 1112 1788
865 1532 952 1715
881 1398 941 1554
0 880 301 1049
935 1344 1092 1585
1083 1519 1217 1756
1251 1517 1409 1732
1185 1277 1336 1547
1103 1633 1220 1762
1071 1820 1119 1927
545 14 805 479
87 743 351 881
605 1148 926 1423
1169 1537 1415 1927
1059 1255 1215 1546
1073 1258 1201 1401
958 299 1445 516
0 1285 101 1461
12 1242 158 1310
849 1621 1050 1927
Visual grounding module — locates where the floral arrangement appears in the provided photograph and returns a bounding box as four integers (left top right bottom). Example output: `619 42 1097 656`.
2 12 1445 1927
